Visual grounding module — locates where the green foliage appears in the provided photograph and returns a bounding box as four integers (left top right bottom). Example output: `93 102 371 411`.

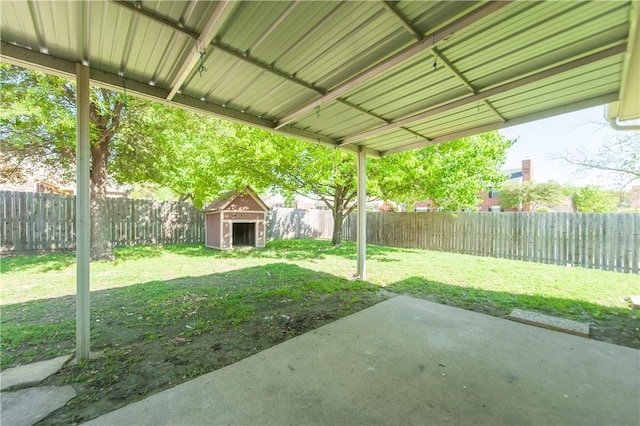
572 186 618 212
113 103 243 208
1 63 77 183
373 132 513 210
2 240 637 371
222 127 513 212
2 64 511 238
499 181 565 211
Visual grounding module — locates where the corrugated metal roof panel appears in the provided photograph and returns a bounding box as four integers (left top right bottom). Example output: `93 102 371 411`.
271 3 409 89
1 0 636 157
445 2 630 89
409 106 501 137
396 1 482 35
492 59 623 118
292 102 382 140
362 128 425 152
0 2 39 48
344 51 467 118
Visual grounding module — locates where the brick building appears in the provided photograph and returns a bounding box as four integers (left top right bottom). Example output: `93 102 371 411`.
415 160 533 212
631 186 640 209
477 159 533 212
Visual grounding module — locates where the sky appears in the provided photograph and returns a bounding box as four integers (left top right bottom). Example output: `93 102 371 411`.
498 105 626 188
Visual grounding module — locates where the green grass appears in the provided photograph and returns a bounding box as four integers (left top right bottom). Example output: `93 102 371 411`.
1 239 638 424
1 239 638 370
3 239 635 308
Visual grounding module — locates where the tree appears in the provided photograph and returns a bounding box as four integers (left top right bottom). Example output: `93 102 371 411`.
499 181 564 212
220 127 513 245
2 64 513 250
1 65 129 259
572 186 618 212
218 127 359 245
0 64 228 259
112 103 241 209
557 129 639 189
373 132 514 211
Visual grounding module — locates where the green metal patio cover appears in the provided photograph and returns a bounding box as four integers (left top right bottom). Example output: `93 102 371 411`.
2 1 639 155
1 1 639 359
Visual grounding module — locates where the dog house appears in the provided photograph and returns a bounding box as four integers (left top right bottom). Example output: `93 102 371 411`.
204 186 268 250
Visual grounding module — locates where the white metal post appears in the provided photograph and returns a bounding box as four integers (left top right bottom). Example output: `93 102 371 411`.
356 146 367 280
76 63 90 360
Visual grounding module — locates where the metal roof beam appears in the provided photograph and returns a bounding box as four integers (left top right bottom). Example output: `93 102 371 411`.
207 40 320 93
110 0 426 141
335 100 429 142
0 41 273 132
380 92 619 156
430 48 505 122
112 0 322 95
341 42 627 145
111 1 198 38
166 1 232 100
1 40 382 158
431 48 475 93
483 100 507 123
381 1 423 41
274 1 512 130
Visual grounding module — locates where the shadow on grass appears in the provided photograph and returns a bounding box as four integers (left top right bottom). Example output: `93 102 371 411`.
113 245 164 262
2 264 638 424
1 262 387 424
387 276 640 349
1 240 406 274
164 239 406 261
1 262 381 369
0 252 76 273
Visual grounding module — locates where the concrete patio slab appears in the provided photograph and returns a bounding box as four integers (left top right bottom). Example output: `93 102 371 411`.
1 385 76 426
85 296 640 426
0 355 72 390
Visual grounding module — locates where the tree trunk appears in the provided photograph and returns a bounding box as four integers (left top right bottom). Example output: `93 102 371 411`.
89 141 115 261
331 208 344 246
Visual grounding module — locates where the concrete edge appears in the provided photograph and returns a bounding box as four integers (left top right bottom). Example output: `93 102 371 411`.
507 312 590 338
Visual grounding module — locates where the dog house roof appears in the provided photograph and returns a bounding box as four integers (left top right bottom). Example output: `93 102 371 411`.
203 186 269 213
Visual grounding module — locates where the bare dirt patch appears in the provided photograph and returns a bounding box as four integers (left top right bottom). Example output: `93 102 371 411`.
26 267 390 425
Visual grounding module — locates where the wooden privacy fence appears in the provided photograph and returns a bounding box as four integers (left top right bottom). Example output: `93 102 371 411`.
0 191 204 253
2 190 639 273
265 208 352 241
350 212 640 274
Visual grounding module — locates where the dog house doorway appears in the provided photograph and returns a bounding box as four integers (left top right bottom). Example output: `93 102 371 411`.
232 222 255 247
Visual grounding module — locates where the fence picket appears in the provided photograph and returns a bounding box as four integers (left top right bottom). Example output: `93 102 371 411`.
1 191 638 274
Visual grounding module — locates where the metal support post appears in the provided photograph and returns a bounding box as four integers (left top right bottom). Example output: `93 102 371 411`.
76 63 90 360
356 146 367 280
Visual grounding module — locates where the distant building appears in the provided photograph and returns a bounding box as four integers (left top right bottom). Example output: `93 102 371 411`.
477 159 533 212
415 159 534 212
631 186 640 209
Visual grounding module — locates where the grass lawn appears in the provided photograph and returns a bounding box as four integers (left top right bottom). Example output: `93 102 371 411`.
1 239 638 424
